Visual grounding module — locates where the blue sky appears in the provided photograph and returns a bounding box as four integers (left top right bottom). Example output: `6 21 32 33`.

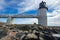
0 0 60 26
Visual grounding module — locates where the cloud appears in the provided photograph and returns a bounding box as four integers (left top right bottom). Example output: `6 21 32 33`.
17 0 60 26
0 0 60 26
0 18 7 22
0 0 23 14
0 0 6 10
47 10 60 26
13 18 38 24
17 0 60 13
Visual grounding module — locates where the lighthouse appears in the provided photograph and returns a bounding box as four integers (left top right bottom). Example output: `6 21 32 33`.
38 1 48 26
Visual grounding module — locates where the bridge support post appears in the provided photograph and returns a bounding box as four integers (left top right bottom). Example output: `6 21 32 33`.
6 16 13 26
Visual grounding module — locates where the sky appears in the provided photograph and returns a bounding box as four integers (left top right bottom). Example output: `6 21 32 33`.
0 0 60 26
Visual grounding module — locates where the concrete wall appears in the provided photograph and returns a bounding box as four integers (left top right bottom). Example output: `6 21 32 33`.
6 16 13 25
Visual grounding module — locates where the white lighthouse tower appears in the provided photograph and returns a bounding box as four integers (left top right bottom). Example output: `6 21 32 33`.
38 1 48 26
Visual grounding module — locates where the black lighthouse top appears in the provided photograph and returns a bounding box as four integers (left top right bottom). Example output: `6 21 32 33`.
39 1 48 10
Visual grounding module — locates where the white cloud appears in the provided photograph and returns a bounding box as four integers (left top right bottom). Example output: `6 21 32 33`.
20 0 60 26
0 0 6 10
47 10 60 26
0 0 60 26
13 18 38 24
0 18 7 22
17 0 60 13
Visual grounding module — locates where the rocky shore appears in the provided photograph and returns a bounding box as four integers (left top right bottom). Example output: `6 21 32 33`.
0 25 60 40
